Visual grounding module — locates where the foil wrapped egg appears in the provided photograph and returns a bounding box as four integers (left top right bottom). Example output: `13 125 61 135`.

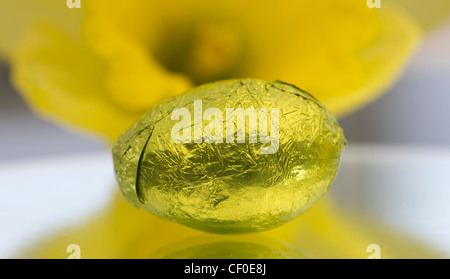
113 79 346 233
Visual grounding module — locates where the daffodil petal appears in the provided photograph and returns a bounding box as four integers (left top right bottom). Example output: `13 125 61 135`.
83 18 193 112
12 24 140 142
324 3 422 116
237 1 421 116
0 0 84 61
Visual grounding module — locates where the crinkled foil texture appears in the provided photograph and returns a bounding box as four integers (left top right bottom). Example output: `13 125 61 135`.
113 79 346 233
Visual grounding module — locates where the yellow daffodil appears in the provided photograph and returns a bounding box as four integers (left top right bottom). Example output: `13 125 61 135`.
10 0 422 142
2 0 446 258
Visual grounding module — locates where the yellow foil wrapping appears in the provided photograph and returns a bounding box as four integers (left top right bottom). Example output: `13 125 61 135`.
113 79 346 233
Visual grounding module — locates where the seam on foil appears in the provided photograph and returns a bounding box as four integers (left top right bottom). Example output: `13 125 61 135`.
135 126 154 203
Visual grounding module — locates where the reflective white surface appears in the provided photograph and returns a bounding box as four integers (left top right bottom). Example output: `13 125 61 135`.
0 144 449 258
331 144 450 257
0 152 115 258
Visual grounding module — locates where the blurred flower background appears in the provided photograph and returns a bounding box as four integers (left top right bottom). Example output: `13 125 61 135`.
0 0 450 258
